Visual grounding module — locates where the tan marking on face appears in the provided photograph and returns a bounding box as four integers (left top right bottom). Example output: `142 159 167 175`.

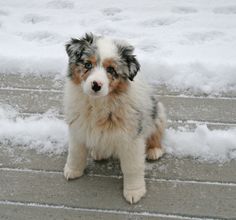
88 55 97 66
102 58 117 69
81 56 97 81
70 64 82 85
102 58 129 96
80 70 90 82
109 77 129 97
70 56 97 84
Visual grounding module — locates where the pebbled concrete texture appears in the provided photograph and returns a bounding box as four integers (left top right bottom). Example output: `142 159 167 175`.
158 95 236 123
0 74 236 219
0 169 236 219
0 73 64 90
1 145 236 183
0 204 174 220
1 88 236 123
2 73 236 98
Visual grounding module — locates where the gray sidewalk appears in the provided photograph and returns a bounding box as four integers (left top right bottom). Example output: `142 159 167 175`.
0 74 236 219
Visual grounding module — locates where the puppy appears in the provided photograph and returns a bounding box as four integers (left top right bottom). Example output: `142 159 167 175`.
63 33 166 204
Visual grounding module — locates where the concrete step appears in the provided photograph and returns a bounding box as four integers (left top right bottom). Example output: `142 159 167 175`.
1 73 236 97
1 145 236 184
0 202 170 220
1 88 236 124
0 74 64 91
1 74 236 219
1 169 236 219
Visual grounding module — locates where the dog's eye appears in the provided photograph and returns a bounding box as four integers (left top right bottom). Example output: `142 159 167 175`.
107 66 116 76
84 62 93 70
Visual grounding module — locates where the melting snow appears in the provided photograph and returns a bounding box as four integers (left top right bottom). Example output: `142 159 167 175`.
0 0 236 163
0 107 235 162
0 0 236 94
165 125 236 163
0 106 67 154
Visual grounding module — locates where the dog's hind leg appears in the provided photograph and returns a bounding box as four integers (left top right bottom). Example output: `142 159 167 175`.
146 102 166 160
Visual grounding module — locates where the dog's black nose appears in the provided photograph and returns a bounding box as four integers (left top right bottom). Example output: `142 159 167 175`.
92 81 102 92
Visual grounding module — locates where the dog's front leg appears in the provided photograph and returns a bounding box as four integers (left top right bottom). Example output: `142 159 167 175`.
119 138 146 204
64 126 88 180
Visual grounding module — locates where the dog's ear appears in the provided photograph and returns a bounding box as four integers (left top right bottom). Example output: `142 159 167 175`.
118 44 140 81
65 33 94 60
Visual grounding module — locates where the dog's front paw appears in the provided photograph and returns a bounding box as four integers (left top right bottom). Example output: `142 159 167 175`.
123 185 146 204
64 164 84 180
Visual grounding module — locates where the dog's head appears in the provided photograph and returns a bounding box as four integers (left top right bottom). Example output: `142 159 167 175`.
65 33 140 97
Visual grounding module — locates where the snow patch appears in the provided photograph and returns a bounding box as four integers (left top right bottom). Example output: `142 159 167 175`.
141 61 236 95
102 7 122 17
141 17 180 27
47 0 74 9
213 6 236 14
0 106 67 154
0 9 8 16
0 106 235 163
22 14 49 24
165 125 236 163
172 7 198 14
182 31 225 45
0 0 236 94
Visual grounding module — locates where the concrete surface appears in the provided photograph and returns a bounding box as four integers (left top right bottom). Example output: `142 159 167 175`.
1 88 236 123
1 73 236 97
0 74 236 219
1 169 236 219
1 145 236 183
0 203 175 220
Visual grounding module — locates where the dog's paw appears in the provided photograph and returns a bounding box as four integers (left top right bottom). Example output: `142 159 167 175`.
64 164 84 180
123 185 146 204
146 147 165 160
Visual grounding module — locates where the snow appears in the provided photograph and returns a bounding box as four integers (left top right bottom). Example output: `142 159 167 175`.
0 106 67 154
0 0 236 163
165 125 236 163
0 106 235 163
0 0 236 94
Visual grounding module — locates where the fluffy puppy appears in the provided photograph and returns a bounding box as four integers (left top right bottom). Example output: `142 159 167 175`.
63 33 166 204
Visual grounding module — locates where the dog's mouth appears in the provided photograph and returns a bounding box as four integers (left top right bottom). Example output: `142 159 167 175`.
84 89 109 98
89 92 106 98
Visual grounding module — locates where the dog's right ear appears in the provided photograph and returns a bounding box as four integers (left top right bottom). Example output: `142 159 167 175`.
65 38 80 58
65 33 94 60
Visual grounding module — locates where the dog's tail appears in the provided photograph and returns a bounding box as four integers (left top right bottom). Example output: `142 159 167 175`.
146 101 167 160
156 102 167 132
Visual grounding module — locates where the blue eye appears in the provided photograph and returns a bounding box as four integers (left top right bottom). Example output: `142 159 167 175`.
84 62 92 70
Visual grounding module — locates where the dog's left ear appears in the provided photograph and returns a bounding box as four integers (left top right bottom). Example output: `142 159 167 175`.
118 44 140 81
